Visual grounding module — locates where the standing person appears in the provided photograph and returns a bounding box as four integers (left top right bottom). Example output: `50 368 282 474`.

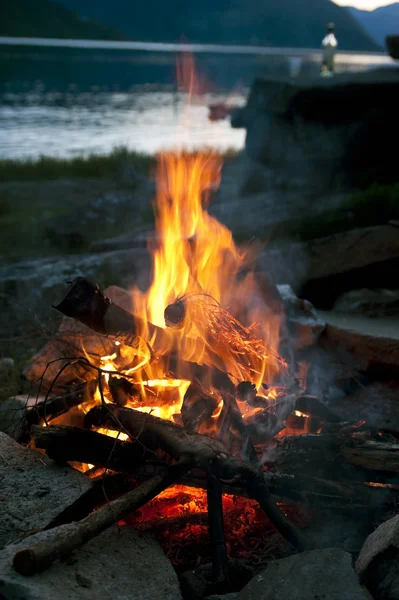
321 22 338 76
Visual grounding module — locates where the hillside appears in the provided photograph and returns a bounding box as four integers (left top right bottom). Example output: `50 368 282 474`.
55 0 380 51
347 3 399 48
1 0 125 40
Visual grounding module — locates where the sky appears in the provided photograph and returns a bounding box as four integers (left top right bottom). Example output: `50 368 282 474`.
334 0 396 9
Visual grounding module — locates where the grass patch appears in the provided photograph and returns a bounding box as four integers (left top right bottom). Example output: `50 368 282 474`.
283 183 399 243
0 147 156 183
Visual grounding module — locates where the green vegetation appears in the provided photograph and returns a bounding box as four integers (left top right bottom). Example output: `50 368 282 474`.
0 147 156 183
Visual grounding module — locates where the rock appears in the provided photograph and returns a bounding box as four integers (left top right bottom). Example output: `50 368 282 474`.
334 288 399 317
277 284 325 349
0 248 151 340
0 358 14 379
302 225 399 282
356 515 399 578
180 561 254 600
386 35 399 59
0 395 44 442
356 515 399 599
332 381 399 434
0 248 150 300
238 69 399 190
258 225 399 307
89 228 151 252
43 192 151 252
206 595 238 600
0 524 182 600
238 548 370 600
320 311 399 370
0 432 92 548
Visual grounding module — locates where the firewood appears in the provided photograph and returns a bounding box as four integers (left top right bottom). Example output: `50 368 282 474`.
53 277 173 355
12 459 193 576
85 404 310 551
344 440 399 472
207 470 229 585
54 278 233 375
181 383 218 431
23 381 97 436
32 425 383 511
84 404 239 471
30 425 155 470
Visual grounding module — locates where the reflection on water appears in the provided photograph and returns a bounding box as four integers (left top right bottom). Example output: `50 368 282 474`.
0 89 247 159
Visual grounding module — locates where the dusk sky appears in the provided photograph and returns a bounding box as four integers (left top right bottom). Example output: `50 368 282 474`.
334 0 396 9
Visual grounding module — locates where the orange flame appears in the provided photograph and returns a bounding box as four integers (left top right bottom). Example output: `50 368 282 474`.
73 54 286 430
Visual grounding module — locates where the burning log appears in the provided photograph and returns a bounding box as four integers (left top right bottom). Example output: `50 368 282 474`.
22 381 97 437
30 425 154 470
12 458 193 576
32 425 383 511
270 433 399 477
54 277 173 354
85 404 310 551
181 383 219 431
84 404 244 471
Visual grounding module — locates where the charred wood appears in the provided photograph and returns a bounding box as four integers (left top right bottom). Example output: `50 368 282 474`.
23 382 96 437
344 440 399 472
181 383 218 432
207 471 229 585
31 425 154 470
53 277 172 354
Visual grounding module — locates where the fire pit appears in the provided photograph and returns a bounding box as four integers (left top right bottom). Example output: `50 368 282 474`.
5 149 399 596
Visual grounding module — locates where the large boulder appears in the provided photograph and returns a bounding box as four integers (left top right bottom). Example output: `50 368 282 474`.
0 432 92 548
0 248 151 340
320 310 399 370
0 525 182 600
334 288 399 317
277 284 325 349
259 225 399 307
356 515 399 600
238 548 370 600
387 35 399 60
235 69 399 190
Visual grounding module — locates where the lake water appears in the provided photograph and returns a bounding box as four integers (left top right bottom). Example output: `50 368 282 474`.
0 39 395 159
0 89 247 159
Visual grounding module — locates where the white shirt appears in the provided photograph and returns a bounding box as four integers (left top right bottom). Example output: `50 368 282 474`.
322 33 338 55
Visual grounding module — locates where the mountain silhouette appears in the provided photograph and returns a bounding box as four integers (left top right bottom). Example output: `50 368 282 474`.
347 3 399 48
55 0 380 50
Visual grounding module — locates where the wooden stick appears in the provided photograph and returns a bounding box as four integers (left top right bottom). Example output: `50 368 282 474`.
84 404 233 471
54 278 253 386
53 277 173 354
207 471 229 584
13 459 193 576
31 424 154 469
25 382 95 429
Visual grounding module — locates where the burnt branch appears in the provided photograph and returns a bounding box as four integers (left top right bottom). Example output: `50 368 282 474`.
31 425 155 470
53 277 173 354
